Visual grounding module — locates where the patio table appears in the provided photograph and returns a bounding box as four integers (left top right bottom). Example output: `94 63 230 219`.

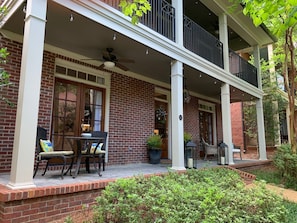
65 136 105 178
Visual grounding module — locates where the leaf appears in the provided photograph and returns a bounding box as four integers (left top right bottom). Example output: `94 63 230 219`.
288 0 297 6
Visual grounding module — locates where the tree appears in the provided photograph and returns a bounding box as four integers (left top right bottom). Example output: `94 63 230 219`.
243 58 286 147
0 6 12 106
231 0 297 153
119 0 151 24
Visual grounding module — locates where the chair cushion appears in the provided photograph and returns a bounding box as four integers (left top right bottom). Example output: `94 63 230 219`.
40 139 54 152
81 143 105 154
233 148 241 153
91 142 104 154
39 151 74 157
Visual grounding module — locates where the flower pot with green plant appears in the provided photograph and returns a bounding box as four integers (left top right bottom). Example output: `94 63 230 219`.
146 134 162 164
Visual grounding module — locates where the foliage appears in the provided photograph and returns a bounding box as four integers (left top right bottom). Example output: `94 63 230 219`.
119 0 151 25
146 134 162 149
247 166 297 221
273 144 297 190
184 131 192 144
230 0 297 152
243 58 286 146
283 200 297 223
93 168 287 222
0 6 13 107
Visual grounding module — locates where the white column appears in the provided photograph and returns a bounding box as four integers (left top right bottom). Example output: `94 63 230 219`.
256 99 267 160
170 60 186 171
172 0 183 46
253 45 267 160
221 83 234 164
219 13 233 164
7 0 47 189
219 13 229 72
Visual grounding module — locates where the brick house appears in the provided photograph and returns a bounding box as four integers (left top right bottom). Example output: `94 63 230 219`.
0 0 275 190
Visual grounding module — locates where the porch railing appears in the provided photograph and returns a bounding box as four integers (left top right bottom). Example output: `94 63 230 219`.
140 0 175 41
183 16 224 68
100 0 258 88
229 50 258 87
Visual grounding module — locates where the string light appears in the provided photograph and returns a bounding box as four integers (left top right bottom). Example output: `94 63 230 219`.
22 1 27 13
145 48 149 55
69 13 74 22
113 33 116 40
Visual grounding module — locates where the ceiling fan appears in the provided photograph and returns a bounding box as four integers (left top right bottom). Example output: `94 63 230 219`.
83 48 134 71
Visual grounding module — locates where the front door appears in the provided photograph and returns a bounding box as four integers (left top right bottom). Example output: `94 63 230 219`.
51 78 105 150
155 100 168 158
199 110 213 144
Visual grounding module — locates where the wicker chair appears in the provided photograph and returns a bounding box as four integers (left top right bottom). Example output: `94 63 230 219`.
201 138 218 160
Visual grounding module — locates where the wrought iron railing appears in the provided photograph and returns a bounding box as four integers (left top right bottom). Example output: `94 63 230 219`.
183 16 224 68
229 50 258 87
140 0 175 41
100 0 258 87
100 0 175 41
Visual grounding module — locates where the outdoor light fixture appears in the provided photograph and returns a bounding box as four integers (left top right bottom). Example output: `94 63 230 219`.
183 78 191 104
69 13 74 22
104 61 115 68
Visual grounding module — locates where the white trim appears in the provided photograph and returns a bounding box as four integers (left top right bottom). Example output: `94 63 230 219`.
54 58 111 162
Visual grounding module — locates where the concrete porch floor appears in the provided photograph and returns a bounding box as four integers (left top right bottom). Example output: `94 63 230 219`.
0 158 262 188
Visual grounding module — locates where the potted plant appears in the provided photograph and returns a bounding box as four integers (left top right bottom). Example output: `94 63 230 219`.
146 134 162 164
184 132 192 146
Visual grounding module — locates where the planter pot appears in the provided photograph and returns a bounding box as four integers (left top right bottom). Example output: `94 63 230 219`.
149 148 162 164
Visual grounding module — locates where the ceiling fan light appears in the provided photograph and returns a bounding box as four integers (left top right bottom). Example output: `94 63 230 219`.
104 61 115 68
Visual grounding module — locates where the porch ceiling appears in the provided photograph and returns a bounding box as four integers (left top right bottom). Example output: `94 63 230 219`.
1 1 260 103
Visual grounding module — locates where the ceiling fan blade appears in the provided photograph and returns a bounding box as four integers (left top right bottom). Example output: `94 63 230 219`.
98 64 105 69
117 58 135 63
81 58 99 61
115 62 129 71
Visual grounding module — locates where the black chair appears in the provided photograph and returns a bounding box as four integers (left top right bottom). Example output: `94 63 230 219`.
33 126 74 179
91 131 108 171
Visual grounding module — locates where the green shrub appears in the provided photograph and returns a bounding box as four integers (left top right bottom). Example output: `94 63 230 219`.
273 144 297 190
93 168 287 223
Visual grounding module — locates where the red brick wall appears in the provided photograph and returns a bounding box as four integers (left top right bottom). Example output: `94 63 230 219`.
231 102 244 149
184 97 199 144
108 73 155 164
0 37 21 172
0 37 55 173
0 181 108 223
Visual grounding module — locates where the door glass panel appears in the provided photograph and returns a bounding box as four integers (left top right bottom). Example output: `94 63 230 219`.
52 82 78 150
199 111 213 144
84 88 103 132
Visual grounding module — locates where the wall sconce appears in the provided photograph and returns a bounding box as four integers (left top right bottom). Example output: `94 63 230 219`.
183 78 191 104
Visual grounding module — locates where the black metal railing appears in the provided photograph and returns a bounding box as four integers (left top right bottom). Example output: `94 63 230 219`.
140 0 175 41
229 50 258 87
100 0 258 88
183 16 224 68
100 0 175 41
100 0 120 9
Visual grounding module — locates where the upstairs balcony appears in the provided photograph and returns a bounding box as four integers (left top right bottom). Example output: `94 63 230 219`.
100 0 258 88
